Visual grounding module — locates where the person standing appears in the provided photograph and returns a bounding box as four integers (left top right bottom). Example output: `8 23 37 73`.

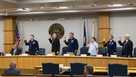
103 35 117 56
88 37 98 56
24 34 39 55
49 33 60 55
118 34 133 57
64 32 79 55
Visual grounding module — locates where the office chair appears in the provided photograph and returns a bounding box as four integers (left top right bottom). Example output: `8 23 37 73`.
133 47 136 57
42 63 59 75
108 64 128 77
115 47 122 57
80 46 89 56
37 48 46 55
98 47 108 56
61 47 68 55
70 63 86 75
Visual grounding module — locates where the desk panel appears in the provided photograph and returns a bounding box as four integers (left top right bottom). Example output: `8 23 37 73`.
0 56 18 68
0 56 136 74
65 57 87 66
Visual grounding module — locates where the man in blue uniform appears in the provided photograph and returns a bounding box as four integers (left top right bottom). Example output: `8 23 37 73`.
103 35 117 56
24 34 39 55
64 32 79 55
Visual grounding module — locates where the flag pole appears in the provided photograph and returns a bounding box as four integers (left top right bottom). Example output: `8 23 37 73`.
83 18 87 47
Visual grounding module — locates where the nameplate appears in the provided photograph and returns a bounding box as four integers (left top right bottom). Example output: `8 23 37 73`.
46 54 54 56
96 55 103 57
110 55 117 58
19 54 29 56
5 54 12 56
63 54 70 56
80 54 87 57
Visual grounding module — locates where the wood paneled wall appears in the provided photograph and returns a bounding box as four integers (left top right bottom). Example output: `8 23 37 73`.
4 16 16 52
98 13 111 46
3 13 111 52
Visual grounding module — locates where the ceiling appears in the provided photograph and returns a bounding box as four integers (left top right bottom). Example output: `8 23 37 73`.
0 0 136 16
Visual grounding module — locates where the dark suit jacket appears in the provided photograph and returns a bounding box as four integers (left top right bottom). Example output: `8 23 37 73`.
49 38 60 52
64 37 79 52
3 68 20 76
10 48 22 55
104 40 117 55
25 39 39 55
118 40 133 57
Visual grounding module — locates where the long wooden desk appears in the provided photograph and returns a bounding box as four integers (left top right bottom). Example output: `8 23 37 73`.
0 75 129 77
0 56 136 75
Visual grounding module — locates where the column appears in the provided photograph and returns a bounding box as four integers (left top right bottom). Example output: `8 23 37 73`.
4 16 16 53
98 13 111 46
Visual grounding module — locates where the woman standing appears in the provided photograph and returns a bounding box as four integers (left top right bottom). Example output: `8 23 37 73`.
88 37 98 56
49 33 60 55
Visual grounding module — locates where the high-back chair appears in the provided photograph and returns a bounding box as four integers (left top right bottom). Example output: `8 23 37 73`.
37 48 46 55
61 47 68 55
115 47 122 57
133 47 136 57
98 47 108 56
42 63 59 75
70 63 86 75
108 64 128 77
80 46 89 55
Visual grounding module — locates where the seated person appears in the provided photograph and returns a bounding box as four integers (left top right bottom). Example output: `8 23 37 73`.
3 62 21 76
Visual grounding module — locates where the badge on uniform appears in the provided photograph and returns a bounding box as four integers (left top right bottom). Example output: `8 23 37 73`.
71 40 74 43
33 41 36 44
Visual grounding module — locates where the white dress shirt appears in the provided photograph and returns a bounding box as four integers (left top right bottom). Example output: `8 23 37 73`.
88 41 98 56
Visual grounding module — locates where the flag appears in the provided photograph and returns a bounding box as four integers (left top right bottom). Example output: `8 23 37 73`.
83 19 87 46
15 22 20 47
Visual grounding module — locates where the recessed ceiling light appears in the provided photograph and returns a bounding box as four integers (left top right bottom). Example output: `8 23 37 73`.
16 8 31 12
58 6 69 9
108 4 124 7
40 6 44 9
16 8 24 11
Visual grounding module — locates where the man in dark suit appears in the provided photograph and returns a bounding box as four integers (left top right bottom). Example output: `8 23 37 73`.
118 34 133 57
103 35 117 56
49 33 60 55
24 34 39 55
64 32 79 55
3 62 21 76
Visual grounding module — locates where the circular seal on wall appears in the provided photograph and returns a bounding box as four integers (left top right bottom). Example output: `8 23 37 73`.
48 23 65 39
